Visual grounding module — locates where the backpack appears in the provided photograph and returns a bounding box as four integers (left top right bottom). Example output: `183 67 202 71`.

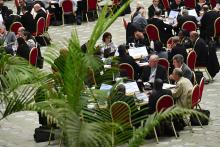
190 109 210 126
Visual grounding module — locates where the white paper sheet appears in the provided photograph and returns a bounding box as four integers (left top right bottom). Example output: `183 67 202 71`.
128 46 148 59
100 84 112 91
0 14 3 25
188 9 198 18
123 82 140 95
162 83 176 89
135 92 149 102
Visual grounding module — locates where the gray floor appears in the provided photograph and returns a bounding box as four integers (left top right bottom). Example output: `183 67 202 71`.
1 0 220 147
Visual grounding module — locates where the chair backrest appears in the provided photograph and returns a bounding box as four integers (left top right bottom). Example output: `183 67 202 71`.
122 18 128 29
210 0 217 9
61 0 74 13
87 0 97 11
146 24 160 42
214 17 220 38
10 22 23 35
113 0 120 5
191 85 200 108
156 95 174 112
184 0 196 9
182 21 197 33
166 37 173 48
110 101 132 127
45 12 51 31
119 63 134 80
29 47 38 66
158 58 169 73
187 50 197 71
191 71 197 85
14 0 19 7
199 77 205 102
35 17 45 36
161 0 170 11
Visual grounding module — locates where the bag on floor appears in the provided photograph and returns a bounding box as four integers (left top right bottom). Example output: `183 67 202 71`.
190 109 210 126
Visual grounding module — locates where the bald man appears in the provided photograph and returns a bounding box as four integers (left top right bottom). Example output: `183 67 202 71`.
141 54 168 83
190 31 209 67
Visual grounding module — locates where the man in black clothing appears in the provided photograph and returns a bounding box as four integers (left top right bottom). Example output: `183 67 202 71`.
190 31 209 67
0 0 10 22
170 0 184 11
200 7 220 40
148 9 173 45
33 3 47 27
133 29 150 48
21 7 35 33
141 54 168 83
168 36 187 63
148 0 164 19
176 9 198 34
148 78 172 114
118 44 141 80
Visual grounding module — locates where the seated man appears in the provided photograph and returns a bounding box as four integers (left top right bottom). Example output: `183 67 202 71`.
171 68 193 108
170 0 184 11
168 36 187 63
148 9 173 45
133 29 150 48
190 31 209 67
148 78 172 114
0 25 16 55
132 7 148 32
118 44 141 80
148 0 164 19
141 54 167 83
170 54 192 81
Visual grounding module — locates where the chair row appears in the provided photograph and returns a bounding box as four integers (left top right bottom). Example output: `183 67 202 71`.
111 77 205 143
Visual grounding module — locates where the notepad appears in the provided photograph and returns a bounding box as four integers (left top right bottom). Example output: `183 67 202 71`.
100 84 113 91
188 9 198 18
169 10 179 19
128 47 148 59
123 82 140 95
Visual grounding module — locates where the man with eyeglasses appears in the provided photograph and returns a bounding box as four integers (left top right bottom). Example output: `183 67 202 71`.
141 54 168 83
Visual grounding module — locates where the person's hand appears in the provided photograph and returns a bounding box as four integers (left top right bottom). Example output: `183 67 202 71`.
169 74 174 80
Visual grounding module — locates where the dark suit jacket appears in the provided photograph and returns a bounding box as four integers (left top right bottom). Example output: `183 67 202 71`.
148 89 172 114
147 17 173 44
148 4 164 19
21 11 35 33
170 1 184 11
194 38 209 66
181 63 192 80
4 14 21 31
0 6 10 21
168 43 187 63
177 15 198 30
141 64 167 83
118 55 141 80
200 11 220 39
16 44 31 61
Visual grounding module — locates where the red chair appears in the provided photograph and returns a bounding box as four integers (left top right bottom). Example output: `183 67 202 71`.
154 95 177 143
29 47 38 66
182 21 197 33
210 0 217 9
32 17 47 46
84 0 98 22
146 24 161 43
122 18 128 29
187 50 197 71
161 0 170 11
166 37 173 48
158 58 170 82
10 22 23 35
61 0 76 26
191 85 200 109
110 101 133 145
119 63 134 80
214 17 220 38
184 0 196 9
198 77 205 108
191 85 203 127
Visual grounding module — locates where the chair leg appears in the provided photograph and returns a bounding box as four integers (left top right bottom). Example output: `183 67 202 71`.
153 127 159 144
171 120 178 139
96 10 99 18
184 116 194 133
86 13 89 22
48 127 53 145
198 104 202 110
205 68 213 81
62 14 65 26
196 115 203 128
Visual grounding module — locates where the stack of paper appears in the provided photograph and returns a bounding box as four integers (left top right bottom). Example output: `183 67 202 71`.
135 92 149 102
163 83 176 89
100 84 113 91
128 47 148 59
123 82 140 95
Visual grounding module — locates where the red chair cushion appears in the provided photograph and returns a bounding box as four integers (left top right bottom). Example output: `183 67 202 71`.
184 0 196 9
29 48 38 65
192 85 200 108
119 64 134 80
182 21 197 32
10 22 23 35
187 51 197 71
87 0 97 11
214 17 220 37
156 95 173 112
146 25 160 41
62 0 74 13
